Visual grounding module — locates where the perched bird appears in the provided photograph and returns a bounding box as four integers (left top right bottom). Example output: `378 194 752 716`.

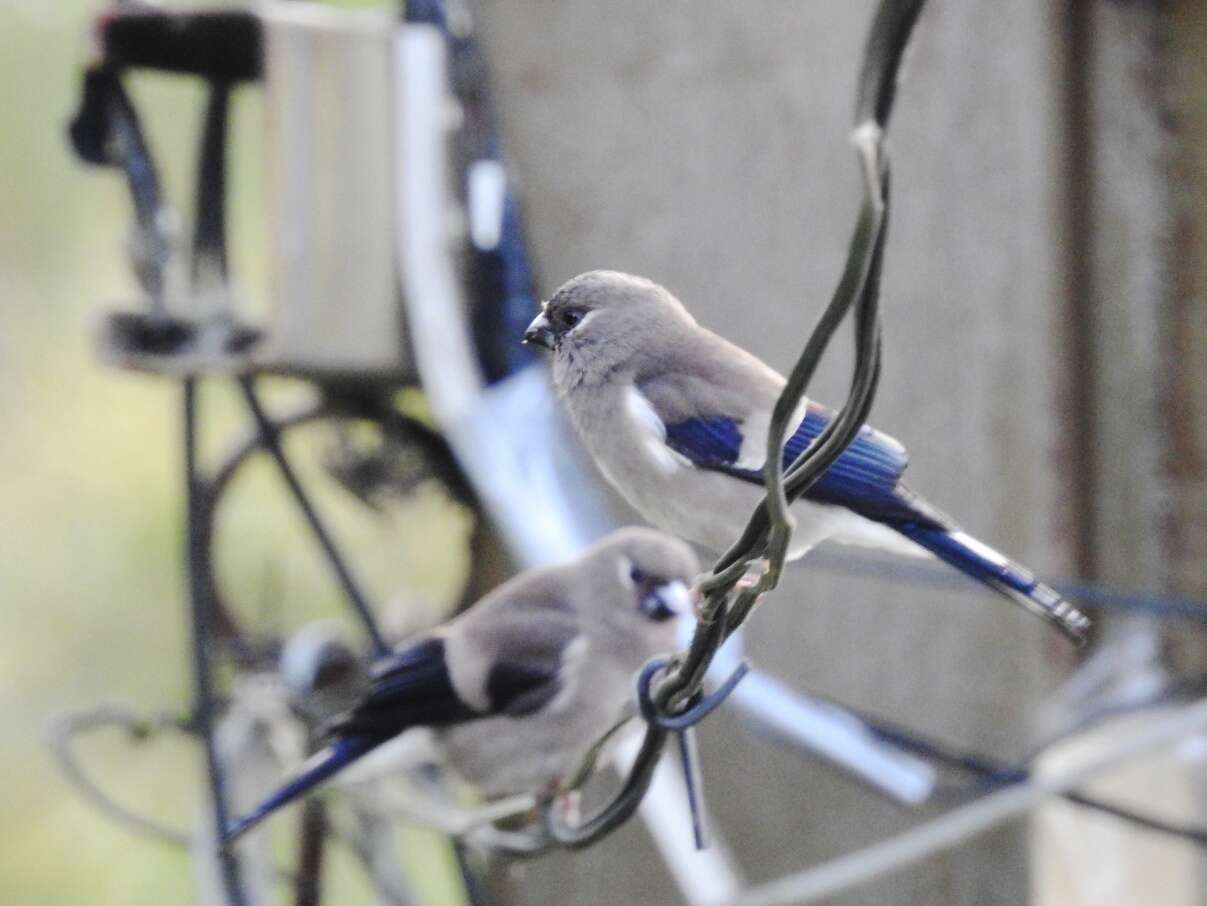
523 270 1089 641
224 527 697 841
279 621 369 724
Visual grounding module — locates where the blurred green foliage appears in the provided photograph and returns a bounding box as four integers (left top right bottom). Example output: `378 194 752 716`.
0 2 470 903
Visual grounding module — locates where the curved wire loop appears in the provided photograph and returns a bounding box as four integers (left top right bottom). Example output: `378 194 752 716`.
43 704 343 882
545 0 928 851
636 657 752 732
637 655 750 850
542 725 670 849
44 704 195 847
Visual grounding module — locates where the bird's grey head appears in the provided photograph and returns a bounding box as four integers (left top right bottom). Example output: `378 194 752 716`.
523 271 695 386
579 527 700 637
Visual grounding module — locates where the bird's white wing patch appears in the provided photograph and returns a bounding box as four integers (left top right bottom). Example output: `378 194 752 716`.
624 387 693 475
733 398 807 471
549 635 590 712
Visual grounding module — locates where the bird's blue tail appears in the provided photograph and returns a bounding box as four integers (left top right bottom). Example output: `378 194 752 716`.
895 523 1090 643
223 736 376 844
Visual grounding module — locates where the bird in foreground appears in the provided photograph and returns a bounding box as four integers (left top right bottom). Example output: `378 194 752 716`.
523 270 1089 642
224 527 697 842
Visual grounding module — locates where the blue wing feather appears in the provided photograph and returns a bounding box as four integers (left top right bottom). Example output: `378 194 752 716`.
662 416 746 471
224 736 374 842
332 637 479 740
664 404 930 525
664 404 1089 640
225 633 564 842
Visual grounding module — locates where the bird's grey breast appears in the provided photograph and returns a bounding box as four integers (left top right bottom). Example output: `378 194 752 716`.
559 378 671 494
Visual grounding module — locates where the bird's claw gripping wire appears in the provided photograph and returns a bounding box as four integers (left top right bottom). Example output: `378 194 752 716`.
533 654 752 852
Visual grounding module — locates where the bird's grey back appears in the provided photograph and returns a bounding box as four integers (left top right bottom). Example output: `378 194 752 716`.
434 534 684 795
636 324 786 423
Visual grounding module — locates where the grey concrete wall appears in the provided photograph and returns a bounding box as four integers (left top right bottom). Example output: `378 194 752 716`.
476 1 1080 902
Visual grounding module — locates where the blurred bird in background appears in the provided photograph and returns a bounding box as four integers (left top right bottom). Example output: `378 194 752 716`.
524 270 1089 642
224 527 698 841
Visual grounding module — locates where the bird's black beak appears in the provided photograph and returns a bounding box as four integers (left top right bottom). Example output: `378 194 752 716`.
641 580 692 622
523 312 555 351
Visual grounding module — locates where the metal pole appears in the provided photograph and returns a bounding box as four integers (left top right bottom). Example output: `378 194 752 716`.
185 377 247 906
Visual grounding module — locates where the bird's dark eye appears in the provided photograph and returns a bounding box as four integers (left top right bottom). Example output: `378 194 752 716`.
629 564 646 584
560 309 583 329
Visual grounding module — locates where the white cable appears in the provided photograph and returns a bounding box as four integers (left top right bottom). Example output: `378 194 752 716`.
704 630 936 805
732 696 1207 906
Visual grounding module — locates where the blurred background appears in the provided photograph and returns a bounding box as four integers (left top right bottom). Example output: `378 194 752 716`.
1 1 1204 905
